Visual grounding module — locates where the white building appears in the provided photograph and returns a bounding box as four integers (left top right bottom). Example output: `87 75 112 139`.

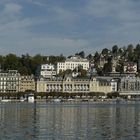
40 64 56 78
119 76 140 95
0 70 21 93
57 56 89 74
123 62 137 73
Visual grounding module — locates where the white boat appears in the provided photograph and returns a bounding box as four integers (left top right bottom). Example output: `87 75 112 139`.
28 94 35 103
53 99 61 102
67 98 75 102
20 97 26 102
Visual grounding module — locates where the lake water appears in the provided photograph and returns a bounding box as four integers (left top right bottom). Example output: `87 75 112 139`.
0 101 140 140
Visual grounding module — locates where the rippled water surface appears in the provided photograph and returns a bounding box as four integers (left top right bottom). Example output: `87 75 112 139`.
0 101 140 140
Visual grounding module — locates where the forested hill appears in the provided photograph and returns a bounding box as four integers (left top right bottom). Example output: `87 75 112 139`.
0 44 140 75
0 54 65 75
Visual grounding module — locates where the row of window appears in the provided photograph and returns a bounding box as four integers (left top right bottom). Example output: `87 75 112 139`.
58 63 89 66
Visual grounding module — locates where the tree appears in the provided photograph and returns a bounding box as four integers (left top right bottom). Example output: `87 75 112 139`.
118 48 124 56
94 52 100 62
112 45 118 56
31 54 44 75
135 44 140 53
48 55 65 64
0 55 4 69
18 66 29 75
76 65 87 77
86 54 93 60
116 63 123 73
20 54 32 75
58 69 64 77
134 44 140 59
103 63 112 73
102 48 109 56
126 44 134 61
4 54 22 70
65 69 72 75
127 44 134 52
80 69 87 77
79 51 85 58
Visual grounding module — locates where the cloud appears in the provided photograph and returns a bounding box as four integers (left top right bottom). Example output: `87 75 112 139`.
49 7 79 27
86 0 140 22
83 0 140 50
0 34 89 55
0 2 88 56
0 0 140 56
27 0 47 7
0 2 23 23
3 3 22 15
32 1 47 7
0 17 48 32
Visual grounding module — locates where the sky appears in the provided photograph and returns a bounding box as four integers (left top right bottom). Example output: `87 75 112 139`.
0 0 140 56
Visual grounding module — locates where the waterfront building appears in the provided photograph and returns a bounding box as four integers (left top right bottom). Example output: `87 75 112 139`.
36 76 117 94
57 56 89 74
20 75 35 92
119 76 140 95
0 70 20 93
39 64 56 78
96 78 117 93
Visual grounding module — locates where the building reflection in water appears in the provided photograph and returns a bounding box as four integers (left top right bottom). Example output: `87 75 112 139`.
0 102 140 139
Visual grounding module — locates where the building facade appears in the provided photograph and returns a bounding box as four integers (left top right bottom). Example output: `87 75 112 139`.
20 75 35 92
37 76 117 94
37 77 48 93
0 70 20 93
40 64 56 78
123 62 137 73
119 76 140 95
57 56 89 74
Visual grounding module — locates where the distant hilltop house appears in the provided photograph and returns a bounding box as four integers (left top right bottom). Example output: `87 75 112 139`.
57 55 89 74
123 62 137 73
98 55 108 68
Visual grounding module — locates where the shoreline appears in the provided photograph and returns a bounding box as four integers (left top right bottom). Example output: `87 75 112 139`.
0 98 139 103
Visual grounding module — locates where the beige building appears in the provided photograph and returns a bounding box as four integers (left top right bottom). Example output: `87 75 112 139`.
57 56 89 74
37 77 47 93
20 76 35 92
36 76 117 94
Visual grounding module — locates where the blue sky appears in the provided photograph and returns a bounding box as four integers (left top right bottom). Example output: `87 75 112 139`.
0 0 140 56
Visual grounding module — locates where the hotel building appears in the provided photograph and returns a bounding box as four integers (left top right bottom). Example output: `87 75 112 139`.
119 76 140 95
37 76 117 94
57 56 89 74
0 70 20 93
20 75 35 92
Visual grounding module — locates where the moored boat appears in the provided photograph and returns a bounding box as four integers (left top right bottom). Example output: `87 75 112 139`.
28 94 35 103
53 98 61 102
